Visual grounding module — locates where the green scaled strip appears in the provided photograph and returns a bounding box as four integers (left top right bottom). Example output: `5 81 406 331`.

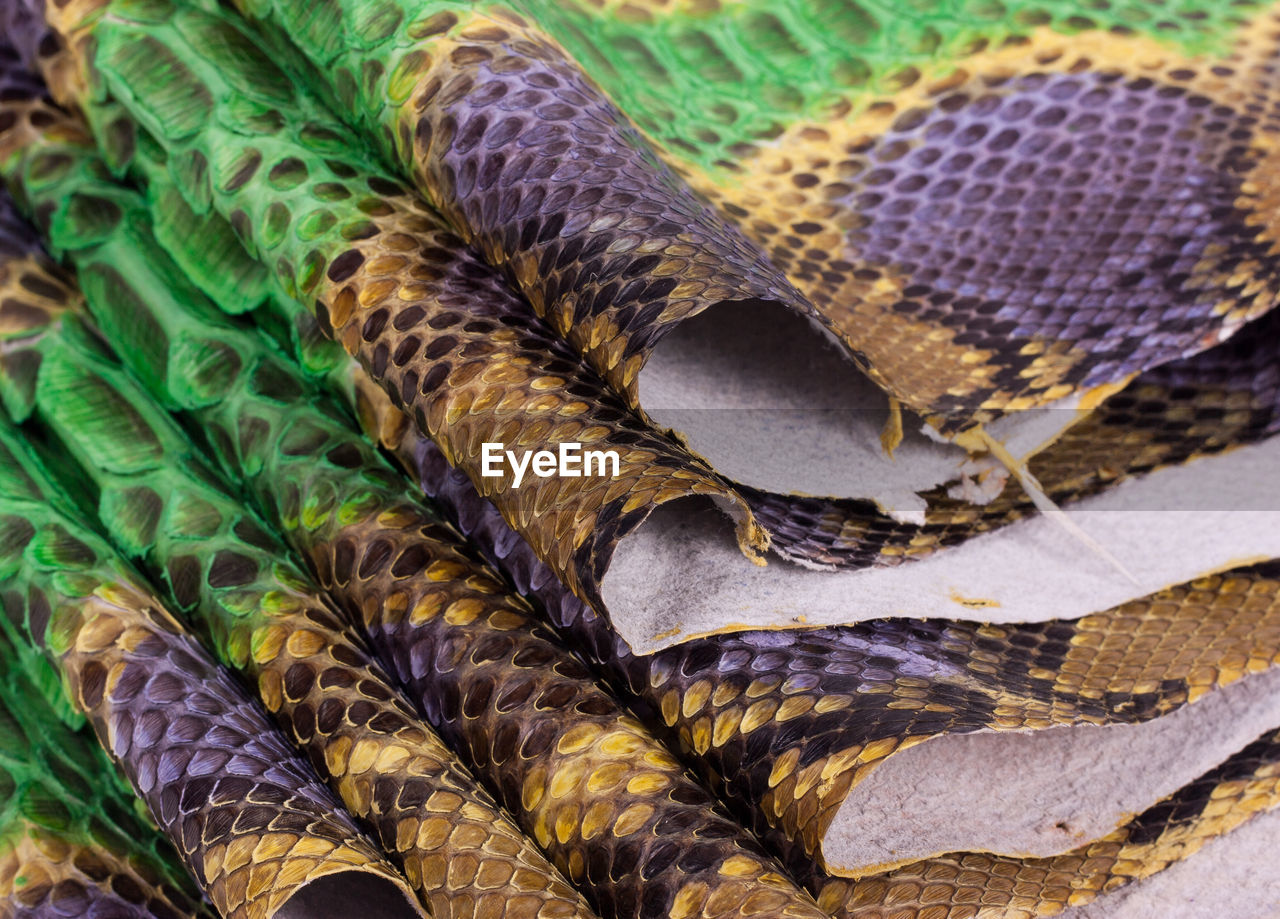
0 85 422 909
125 148 361 399
0 631 211 919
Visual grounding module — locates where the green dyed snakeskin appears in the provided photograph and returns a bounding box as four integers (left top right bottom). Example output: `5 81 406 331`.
28 0 770 612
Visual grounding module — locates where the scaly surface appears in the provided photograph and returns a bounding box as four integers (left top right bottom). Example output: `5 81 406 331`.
0 68 599 919
2 37 839 915
742 293 1280 567
0 413 415 919
60 12 1279 880
0 147 416 919
65 161 834 919
198 0 1280 433
2 5 1280 916
0 630 211 919
221 0 821 405
110 104 1280 915
29 0 1280 572
817 723 1280 917
384 383 1280 876
524 0 1280 430
18 0 769 615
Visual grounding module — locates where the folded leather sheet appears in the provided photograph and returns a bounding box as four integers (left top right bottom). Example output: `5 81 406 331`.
210 0 1280 446
10 1 1269 890
0 66 840 919
385 384 1280 876
815 722 1280 917
1061 808 1280 918
69 81 1280 903
57 69 1280 893
12 0 1280 654
342 310 1280 910
0 78 600 919
1 2 1278 917
524 0 1280 429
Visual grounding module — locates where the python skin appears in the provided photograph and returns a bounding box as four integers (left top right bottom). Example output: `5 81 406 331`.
0 72 600 919
0 631 212 919
0 39 835 919
0 416 419 919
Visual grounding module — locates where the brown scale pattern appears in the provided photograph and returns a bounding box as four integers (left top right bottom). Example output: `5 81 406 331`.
0 252 71 336
14 0 770 615
0 34 834 912
0 48 79 412
142 506 598 919
0 67 602 919
376 6 818 401
308 194 764 606
815 724 1280 918
302 507 827 919
231 0 1280 435
0 40 837 903
0 823 199 919
374 382 1280 877
209 575 598 919
0 0 85 119
202 356 826 918
0 566 413 919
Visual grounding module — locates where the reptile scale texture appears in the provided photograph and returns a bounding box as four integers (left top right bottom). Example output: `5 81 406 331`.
0 39 841 919
0 85 600 919
0 381 420 919
32 66 1280 911
0 80 423 918
0 629 212 919
0 0 1278 916
205 0 1280 432
3 0 1273 650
